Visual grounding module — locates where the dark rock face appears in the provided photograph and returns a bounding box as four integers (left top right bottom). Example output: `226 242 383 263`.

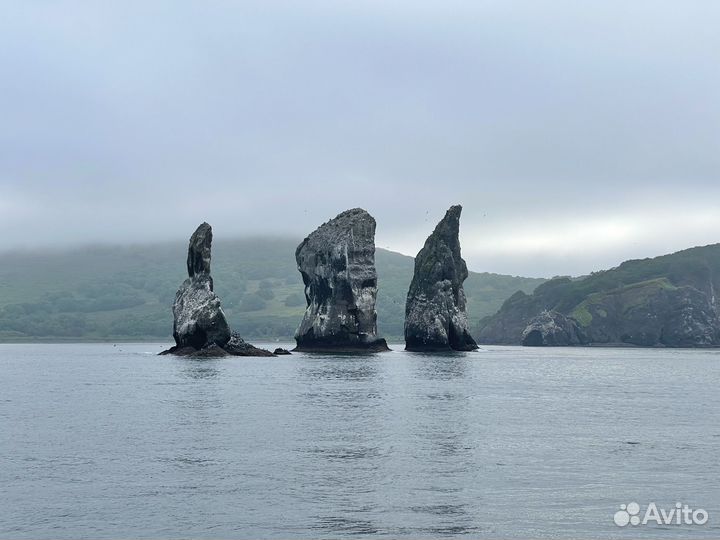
158 344 229 358
172 274 230 350
477 242 720 347
294 208 389 352
476 289 541 345
576 282 718 347
223 333 275 357
657 288 718 346
185 343 230 358
483 280 720 348
161 223 273 357
521 310 586 346
404 205 478 351
172 223 231 350
186 222 213 279
273 347 292 355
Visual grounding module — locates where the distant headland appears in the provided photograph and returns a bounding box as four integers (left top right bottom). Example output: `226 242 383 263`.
477 243 720 347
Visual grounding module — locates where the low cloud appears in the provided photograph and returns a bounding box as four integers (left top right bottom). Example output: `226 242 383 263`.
1 1 718 277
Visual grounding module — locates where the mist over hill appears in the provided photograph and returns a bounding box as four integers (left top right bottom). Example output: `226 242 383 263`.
0 238 544 342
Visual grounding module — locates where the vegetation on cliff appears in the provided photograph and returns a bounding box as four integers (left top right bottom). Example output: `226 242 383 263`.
478 244 720 347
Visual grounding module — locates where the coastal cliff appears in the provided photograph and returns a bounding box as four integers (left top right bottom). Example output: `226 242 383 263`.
478 244 720 347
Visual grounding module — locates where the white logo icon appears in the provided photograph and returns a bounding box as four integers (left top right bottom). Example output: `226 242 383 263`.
614 502 641 526
614 502 708 527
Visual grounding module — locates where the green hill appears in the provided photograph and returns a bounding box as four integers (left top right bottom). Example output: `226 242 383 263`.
0 238 544 342
477 243 720 347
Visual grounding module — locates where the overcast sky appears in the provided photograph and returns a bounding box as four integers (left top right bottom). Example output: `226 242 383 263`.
1 1 719 277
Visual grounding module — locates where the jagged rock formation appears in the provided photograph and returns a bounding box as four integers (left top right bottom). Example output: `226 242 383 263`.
478 243 720 347
521 310 586 346
223 332 274 357
171 223 230 350
160 223 273 357
404 205 478 351
294 208 389 352
186 222 213 280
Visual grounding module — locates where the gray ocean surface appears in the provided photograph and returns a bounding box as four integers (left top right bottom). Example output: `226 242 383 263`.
1 343 719 539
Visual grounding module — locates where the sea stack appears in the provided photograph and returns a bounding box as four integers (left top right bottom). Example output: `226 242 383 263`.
294 208 389 352
404 205 479 351
161 223 272 357
172 222 231 350
521 310 586 346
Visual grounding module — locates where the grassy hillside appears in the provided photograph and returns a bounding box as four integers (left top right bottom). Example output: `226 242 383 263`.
0 238 545 342
520 242 720 315
477 243 720 345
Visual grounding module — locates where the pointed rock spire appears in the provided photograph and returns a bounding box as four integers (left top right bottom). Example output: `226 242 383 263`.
404 205 478 351
172 223 230 350
186 222 213 278
161 223 273 357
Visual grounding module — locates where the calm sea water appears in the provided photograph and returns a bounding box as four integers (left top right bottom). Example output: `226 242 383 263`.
1 343 720 539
